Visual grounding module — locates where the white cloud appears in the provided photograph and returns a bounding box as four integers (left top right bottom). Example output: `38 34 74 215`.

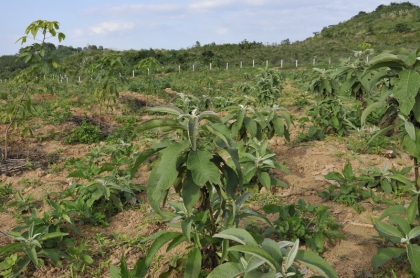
189 0 234 10
89 21 134 35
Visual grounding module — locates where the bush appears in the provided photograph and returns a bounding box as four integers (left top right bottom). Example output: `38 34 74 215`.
64 121 104 144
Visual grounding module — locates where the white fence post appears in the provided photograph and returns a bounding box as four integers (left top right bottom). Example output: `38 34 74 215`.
266 60 268 67
179 65 181 73
210 63 212 70
226 63 228 70
193 64 195 72
295 60 298 67
240 61 242 69
281 59 283 68
313 58 315 66
132 70 135 77
252 60 255 67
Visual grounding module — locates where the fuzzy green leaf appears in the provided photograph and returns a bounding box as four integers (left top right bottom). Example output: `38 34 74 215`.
213 228 258 247
295 250 339 278
374 221 405 239
147 141 189 214
407 244 420 275
184 247 202 278
208 262 244 278
228 245 276 270
182 172 201 215
187 150 220 186
372 247 406 270
258 172 271 190
393 70 420 115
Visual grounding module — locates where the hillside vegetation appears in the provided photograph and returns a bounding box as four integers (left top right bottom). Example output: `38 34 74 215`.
0 2 419 80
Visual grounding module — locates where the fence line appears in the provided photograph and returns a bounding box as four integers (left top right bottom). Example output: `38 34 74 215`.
0 56 361 82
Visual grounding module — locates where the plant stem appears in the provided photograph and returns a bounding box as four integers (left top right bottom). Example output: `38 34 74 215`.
3 86 28 162
415 157 420 216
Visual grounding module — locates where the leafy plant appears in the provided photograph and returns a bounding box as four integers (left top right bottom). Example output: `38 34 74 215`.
64 120 104 144
261 199 345 253
0 222 68 277
208 228 339 278
307 97 353 136
308 68 340 99
372 200 420 276
2 20 65 161
319 162 374 212
240 138 289 191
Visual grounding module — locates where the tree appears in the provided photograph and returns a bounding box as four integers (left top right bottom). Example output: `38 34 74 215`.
2 20 65 161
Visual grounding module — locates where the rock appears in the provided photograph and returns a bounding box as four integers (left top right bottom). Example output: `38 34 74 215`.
345 212 354 219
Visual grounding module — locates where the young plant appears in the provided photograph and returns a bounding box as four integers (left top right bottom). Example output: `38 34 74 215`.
319 162 372 212
261 199 345 253
2 20 65 161
208 228 339 278
372 200 420 276
0 222 68 277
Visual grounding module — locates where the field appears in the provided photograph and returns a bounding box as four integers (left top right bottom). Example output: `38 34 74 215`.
1 57 419 278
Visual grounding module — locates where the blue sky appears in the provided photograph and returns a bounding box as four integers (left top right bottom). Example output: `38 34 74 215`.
0 0 414 56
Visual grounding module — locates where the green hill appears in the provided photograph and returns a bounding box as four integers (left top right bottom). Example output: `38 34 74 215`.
0 1 419 79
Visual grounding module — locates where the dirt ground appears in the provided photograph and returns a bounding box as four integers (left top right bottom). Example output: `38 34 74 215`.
0 92 415 278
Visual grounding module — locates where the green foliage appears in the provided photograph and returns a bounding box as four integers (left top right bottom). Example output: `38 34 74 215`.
319 162 375 212
209 228 339 278
260 199 345 253
0 222 68 277
64 120 104 144
306 98 352 136
308 68 340 99
372 199 420 276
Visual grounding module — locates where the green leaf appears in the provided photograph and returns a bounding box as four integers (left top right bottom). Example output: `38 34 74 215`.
0 242 24 256
147 105 184 115
39 232 68 241
244 118 258 138
258 172 271 190
207 262 244 278
408 226 420 241
372 247 406 270
109 265 121 278
213 228 258 247
378 205 406 221
342 162 354 179
137 119 185 133
389 215 411 236
228 245 276 270
374 221 405 239
285 239 299 271
38 249 61 267
295 250 339 278
393 70 420 115
361 101 387 126
405 121 416 141
270 177 288 188
324 172 344 182
182 172 201 215
407 244 420 274
26 246 39 268
147 141 189 214
130 148 162 178
261 238 283 271
272 116 285 137
135 232 182 277
181 220 192 243
407 197 418 224
187 150 220 186
184 247 201 278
